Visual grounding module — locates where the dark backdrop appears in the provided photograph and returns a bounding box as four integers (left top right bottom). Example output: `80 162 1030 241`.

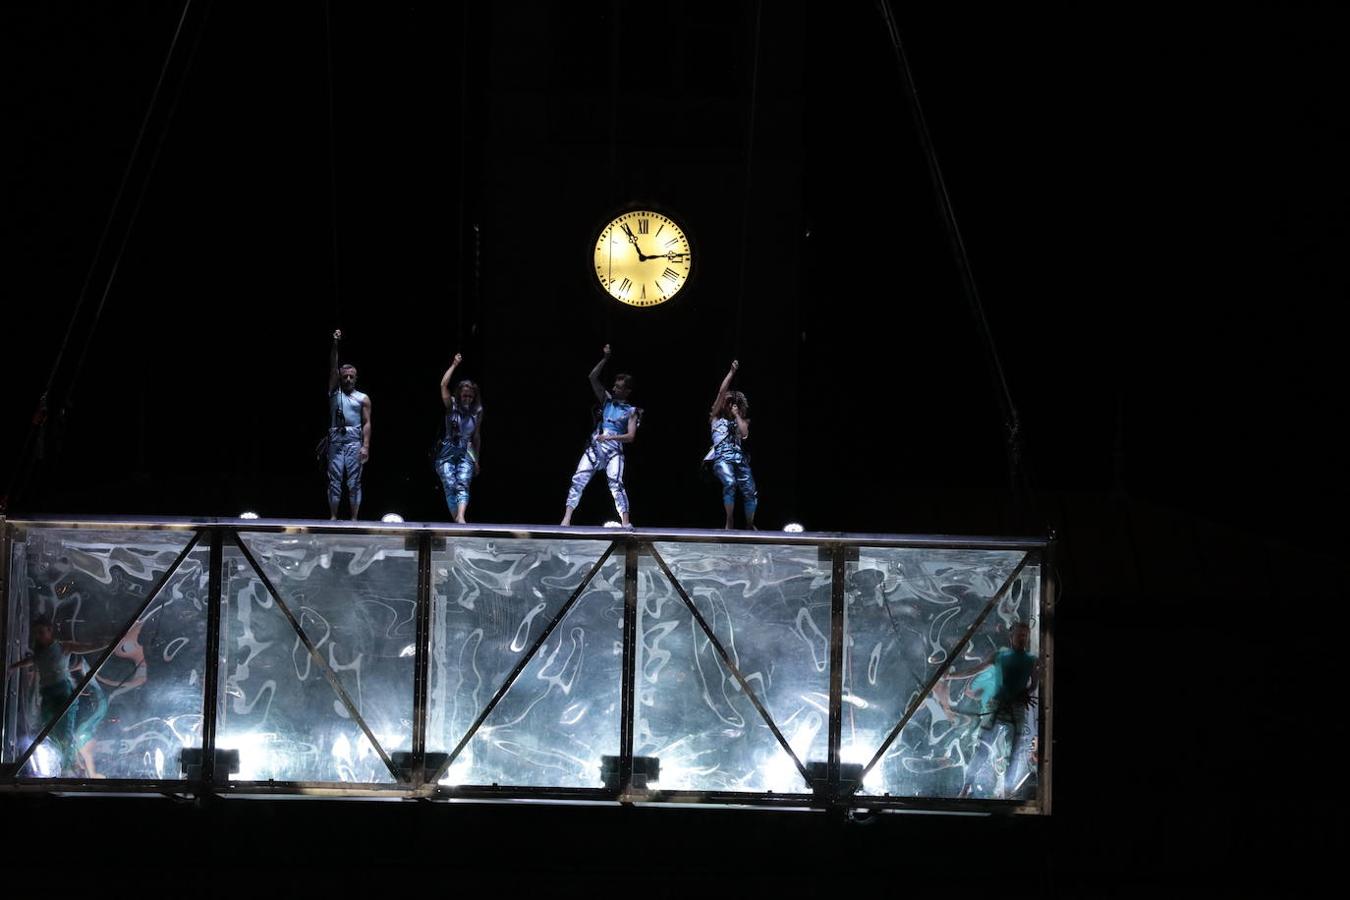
4 3 1341 546
2 2 1342 891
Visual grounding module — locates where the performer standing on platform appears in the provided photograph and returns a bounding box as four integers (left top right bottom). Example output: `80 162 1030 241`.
436 353 482 523
326 329 371 520
706 360 757 529
561 344 636 527
7 616 108 776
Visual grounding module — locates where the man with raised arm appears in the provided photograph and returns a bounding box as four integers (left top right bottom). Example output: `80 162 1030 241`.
326 329 371 520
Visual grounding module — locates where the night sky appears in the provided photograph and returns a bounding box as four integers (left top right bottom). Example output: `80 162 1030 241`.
1 2 1340 891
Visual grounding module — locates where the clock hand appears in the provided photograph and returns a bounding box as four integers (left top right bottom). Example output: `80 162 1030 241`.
623 224 669 261
621 224 644 253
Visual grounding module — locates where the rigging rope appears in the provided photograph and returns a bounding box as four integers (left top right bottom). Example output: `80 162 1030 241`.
875 1 1031 506
325 1 341 329
733 0 765 354
3 0 207 513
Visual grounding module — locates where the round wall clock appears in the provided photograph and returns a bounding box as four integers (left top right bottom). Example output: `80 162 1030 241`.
592 209 693 307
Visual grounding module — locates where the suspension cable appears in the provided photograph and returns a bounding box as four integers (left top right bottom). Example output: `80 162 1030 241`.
733 0 765 353
3 0 208 513
874 1 1030 502
325 1 341 328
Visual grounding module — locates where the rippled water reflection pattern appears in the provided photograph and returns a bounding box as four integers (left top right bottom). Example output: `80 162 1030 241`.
3 529 205 779
430 538 623 788
4 527 1041 801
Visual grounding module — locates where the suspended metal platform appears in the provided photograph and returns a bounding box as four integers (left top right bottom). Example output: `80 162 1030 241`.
0 516 1053 814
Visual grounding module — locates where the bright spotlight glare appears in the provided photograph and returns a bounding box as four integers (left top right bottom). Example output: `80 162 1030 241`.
239 511 260 520
381 513 404 523
783 522 805 533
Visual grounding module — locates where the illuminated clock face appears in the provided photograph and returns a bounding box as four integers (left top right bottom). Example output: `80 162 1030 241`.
592 209 693 307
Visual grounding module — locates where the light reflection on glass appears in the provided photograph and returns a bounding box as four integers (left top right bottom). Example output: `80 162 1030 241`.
1 525 1044 805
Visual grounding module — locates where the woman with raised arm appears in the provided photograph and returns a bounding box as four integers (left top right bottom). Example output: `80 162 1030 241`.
705 360 757 529
435 352 483 523
561 344 637 527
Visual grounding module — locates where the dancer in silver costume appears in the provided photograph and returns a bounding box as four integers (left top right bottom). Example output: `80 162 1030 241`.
561 344 637 527
706 360 757 529
436 352 483 523
326 329 371 520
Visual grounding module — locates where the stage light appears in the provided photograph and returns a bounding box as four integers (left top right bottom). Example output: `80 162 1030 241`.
603 520 622 528
600 754 661 790
239 511 259 520
805 760 866 795
783 522 804 533
391 751 451 782
179 747 241 780
381 513 404 523
31 742 59 777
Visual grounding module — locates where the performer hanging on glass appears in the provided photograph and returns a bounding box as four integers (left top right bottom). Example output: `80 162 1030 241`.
326 329 371 520
561 344 637 527
436 352 483 523
7 615 108 776
957 620 1039 799
705 360 757 529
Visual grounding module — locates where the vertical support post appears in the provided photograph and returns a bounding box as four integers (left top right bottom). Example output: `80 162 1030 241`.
826 543 846 803
1039 541 1056 815
618 539 639 796
410 532 433 786
0 517 12 770
200 528 224 787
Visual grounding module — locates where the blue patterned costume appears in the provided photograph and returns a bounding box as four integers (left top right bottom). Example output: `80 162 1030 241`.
436 401 480 512
705 416 757 516
566 393 634 515
327 388 367 512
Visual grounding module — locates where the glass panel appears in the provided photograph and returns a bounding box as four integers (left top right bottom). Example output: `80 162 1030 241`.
441 547 623 789
637 542 830 793
0 523 1051 810
428 536 613 760
2 527 203 779
216 533 417 783
844 549 1038 799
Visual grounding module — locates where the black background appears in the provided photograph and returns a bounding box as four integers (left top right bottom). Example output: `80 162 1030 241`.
1 2 1341 892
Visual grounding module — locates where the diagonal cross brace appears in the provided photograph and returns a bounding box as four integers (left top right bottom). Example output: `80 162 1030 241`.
648 544 813 789
848 553 1031 797
426 542 618 787
10 530 203 776
231 530 403 783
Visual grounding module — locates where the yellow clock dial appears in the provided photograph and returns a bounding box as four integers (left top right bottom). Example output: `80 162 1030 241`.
593 210 692 307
